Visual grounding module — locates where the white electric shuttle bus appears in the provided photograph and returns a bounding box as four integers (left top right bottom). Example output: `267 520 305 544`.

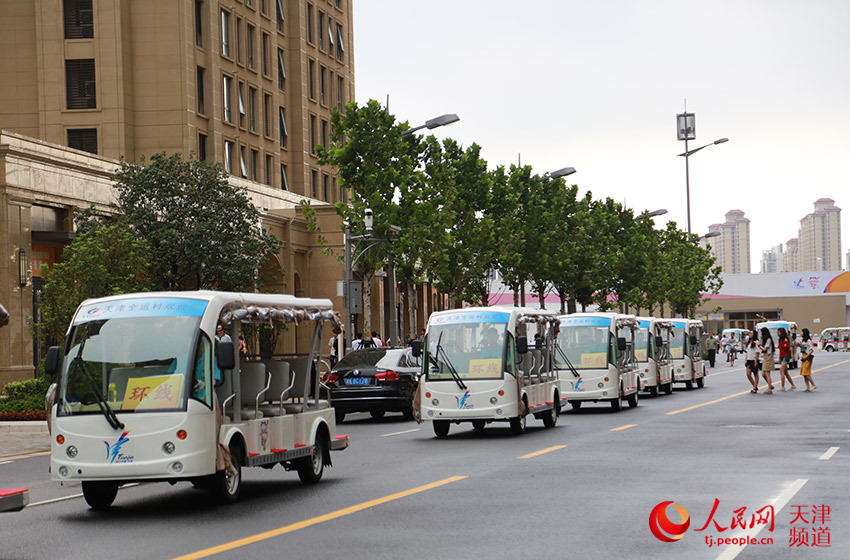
819 327 850 352
554 313 640 411
756 320 799 369
46 291 349 509
670 319 706 389
415 307 561 438
635 317 674 396
721 328 745 353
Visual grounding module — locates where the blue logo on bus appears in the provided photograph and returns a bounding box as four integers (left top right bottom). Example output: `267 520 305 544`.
456 391 473 409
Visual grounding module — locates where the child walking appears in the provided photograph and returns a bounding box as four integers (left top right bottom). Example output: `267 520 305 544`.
800 328 817 391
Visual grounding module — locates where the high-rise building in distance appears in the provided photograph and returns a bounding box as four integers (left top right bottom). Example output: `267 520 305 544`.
707 209 751 274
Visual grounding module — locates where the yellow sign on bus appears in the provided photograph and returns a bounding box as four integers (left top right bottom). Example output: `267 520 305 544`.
122 375 184 410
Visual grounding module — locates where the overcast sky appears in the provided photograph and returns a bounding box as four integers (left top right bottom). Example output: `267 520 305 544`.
352 0 850 272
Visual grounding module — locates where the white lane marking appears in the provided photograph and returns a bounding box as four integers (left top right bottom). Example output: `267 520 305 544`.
818 447 839 461
380 428 420 437
0 461 12 465
715 478 808 560
27 483 141 508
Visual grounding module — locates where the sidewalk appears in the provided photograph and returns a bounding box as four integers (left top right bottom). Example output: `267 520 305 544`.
0 421 50 459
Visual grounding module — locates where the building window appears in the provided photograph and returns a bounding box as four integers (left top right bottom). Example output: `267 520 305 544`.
65 59 96 109
265 154 273 186
235 16 243 63
246 24 255 69
322 173 328 201
194 0 203 46
336 23 344 61
277 48 286 89
311 170 318 198
336 177 344 203
310 114 316 154
320 65 326 105
308 59 315 99
337 75 344 110
261 0 268 16
240 146 248 177
276 0 285 32
196 66 205 114
238 81 246 127
67 129 97 154
321 119 329 151
307 3 314 43
224 140 235 173
279 107 288 148
220 9 231 57
250 149 259 181
248 86 257 132
327 19 334 57
64 0 93 39
263 93 272 137
281 164 289 190
318 11 325 50
222 75 233 122
262 32 270 76
198 133 207 161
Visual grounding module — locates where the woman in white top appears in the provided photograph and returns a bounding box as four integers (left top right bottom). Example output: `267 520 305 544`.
744 330 760 393
759 327 776 394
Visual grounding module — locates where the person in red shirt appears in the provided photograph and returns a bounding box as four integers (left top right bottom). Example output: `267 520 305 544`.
777 327 796 391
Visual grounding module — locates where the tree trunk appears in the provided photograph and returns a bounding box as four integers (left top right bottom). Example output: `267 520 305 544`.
362 271 374 337
408 284 417 342
568 297 577 314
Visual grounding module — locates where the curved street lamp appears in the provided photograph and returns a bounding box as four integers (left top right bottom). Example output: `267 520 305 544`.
402 113 460 136
677 110 728 234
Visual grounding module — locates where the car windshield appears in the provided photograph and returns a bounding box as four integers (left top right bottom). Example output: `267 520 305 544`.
334 348 394 369
670 327 685 359
58 299 207 416
425 312 509 380
555 324 609 369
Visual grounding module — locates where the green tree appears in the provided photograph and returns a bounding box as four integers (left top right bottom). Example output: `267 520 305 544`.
38 222 152 344
113 152 280 291
659 223 723 317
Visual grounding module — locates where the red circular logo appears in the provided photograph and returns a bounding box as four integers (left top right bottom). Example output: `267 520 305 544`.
649 501 690 542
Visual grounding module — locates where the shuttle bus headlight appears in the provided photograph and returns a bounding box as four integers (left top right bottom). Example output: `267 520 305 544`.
597 382 604 389
58 466 69 478
640 372 645 378
163 442 176 455
431 398 440 406
170 462 184 474
427 410 434 418
66 445 78 458
489 397 498 405
495 408 503 415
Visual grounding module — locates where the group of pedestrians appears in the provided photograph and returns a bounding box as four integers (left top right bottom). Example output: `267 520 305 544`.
723 327 817 394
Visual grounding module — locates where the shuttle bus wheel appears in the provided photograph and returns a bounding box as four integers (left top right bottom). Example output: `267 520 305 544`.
297 435 327 484
509 414 527 435
214 441 243 503
627 389 639 408
82 481 118 510
696 376 704 388
685 380 694 390
433 420 450 438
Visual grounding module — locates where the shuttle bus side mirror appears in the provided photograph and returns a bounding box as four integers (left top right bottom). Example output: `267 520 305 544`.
516 337 528 355
411 340 421 358
216 341 236 371
655 336 664 348
617 337 627 352
45 346 62 378
689 335 698 346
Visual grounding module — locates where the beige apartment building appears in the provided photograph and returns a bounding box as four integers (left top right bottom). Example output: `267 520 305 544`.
799 198 841 271
0 0 353 202
707 209 751 274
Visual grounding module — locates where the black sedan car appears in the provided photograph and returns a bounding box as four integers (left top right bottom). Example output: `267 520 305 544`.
327 347 421 423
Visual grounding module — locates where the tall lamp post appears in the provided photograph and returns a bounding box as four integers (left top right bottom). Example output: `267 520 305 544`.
343 113 460 352
676 110 728 234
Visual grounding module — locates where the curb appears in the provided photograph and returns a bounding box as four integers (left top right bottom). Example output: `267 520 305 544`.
0 421 48 434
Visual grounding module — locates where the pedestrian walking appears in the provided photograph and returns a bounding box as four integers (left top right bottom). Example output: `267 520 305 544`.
800 328 817 391
759 327 776 394
720 333 729 360
727 334 737 367
706 333 718 367
744 330 760 392
776 327 796 391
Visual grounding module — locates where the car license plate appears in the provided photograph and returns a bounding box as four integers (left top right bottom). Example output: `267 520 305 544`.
344 377 370 386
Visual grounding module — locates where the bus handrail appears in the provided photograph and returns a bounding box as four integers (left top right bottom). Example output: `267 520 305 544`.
254 371 271 418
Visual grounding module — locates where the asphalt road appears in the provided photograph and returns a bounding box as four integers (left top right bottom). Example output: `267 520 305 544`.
1 352 848 560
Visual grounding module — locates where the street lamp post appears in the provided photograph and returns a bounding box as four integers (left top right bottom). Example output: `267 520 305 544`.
343 114 460 351
676 111 728 234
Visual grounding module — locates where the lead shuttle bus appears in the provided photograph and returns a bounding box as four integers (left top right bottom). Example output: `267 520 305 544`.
756 320 799 369
636 317 674 396
415 307 561 438
670 319 706 389
45 291 349 509
554 313 640 411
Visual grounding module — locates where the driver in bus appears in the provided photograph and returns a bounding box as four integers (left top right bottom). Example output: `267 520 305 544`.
480 328 501 359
